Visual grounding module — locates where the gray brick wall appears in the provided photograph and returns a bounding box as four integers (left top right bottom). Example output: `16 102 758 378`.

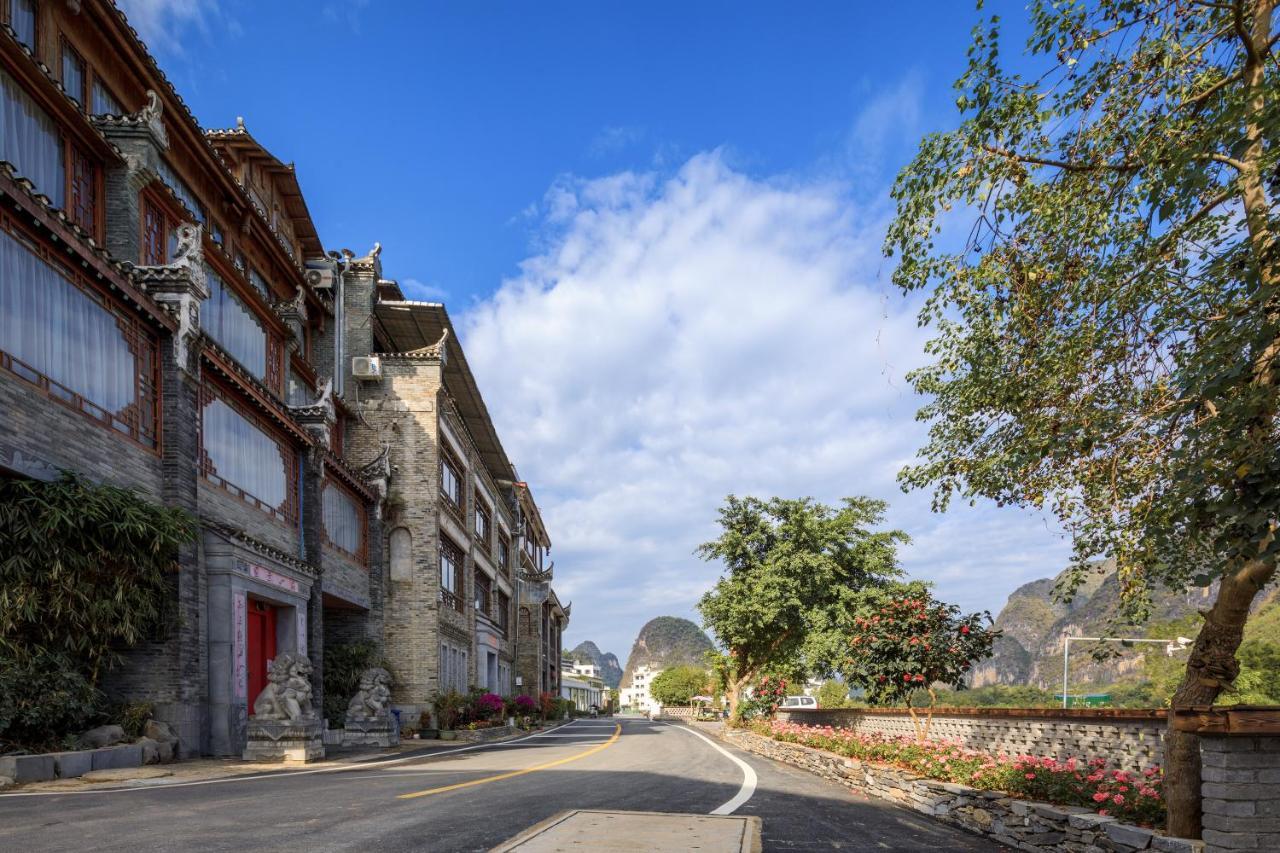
1200 735 1280 852
777 708 1167 771
0 373 164 497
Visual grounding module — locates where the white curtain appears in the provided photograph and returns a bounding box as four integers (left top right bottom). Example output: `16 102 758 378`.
0 229 135 415
202 265 267 378
10 1 35 51
1 69 65 208
154 157 206 223
322 481 363 555
91 80 122 116
202 396 288 510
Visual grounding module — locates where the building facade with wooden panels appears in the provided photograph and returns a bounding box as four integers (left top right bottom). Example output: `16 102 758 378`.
0 0 567 753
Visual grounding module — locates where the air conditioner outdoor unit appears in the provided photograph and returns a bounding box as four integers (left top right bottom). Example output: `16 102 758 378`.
351 356 382 379
305 268 335 290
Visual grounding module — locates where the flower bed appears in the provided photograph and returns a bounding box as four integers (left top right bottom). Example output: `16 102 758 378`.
761 720 1165 828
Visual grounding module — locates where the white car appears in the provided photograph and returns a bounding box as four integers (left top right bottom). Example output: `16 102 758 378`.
779 695 817 709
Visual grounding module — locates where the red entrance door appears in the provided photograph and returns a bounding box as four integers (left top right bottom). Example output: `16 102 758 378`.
246 599 278 704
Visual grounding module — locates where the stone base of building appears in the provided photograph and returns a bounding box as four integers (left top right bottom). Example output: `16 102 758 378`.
342 714 399 748
243 718 325 763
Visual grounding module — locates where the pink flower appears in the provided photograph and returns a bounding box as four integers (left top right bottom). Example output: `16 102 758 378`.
1112 794 1125 805
1025 773 1036 780
1092 792 1110 803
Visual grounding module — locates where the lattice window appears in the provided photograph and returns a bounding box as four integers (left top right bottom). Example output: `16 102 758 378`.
68 145 96 236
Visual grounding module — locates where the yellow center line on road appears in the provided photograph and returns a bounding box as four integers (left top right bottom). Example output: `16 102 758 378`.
396 723 622 800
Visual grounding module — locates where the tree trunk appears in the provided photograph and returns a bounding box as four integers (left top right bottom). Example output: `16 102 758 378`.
1164 556 1276 839
727 672 753 723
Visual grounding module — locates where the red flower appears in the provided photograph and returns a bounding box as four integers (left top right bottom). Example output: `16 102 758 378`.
960 625 970 635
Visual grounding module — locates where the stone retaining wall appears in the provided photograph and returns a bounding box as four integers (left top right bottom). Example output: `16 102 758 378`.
722 727 1200 853
453 723 517 743
779 708 1167 772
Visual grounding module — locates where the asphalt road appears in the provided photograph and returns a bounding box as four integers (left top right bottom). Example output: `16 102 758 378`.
0 719 1008 852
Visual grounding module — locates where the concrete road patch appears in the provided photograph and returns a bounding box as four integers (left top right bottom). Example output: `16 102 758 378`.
491 809 763 852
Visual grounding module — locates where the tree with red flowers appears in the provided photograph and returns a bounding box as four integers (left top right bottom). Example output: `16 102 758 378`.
841 581 998 741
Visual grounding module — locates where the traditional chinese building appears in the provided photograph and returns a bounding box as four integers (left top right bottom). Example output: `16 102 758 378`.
0 0 564 755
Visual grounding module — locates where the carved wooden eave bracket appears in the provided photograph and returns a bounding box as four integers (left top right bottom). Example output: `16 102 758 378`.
289 377 336 454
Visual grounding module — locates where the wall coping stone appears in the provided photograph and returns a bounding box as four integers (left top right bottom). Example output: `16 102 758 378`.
783 706 1168 722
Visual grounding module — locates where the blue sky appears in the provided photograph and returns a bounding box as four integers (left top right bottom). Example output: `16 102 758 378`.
131 1 1068 660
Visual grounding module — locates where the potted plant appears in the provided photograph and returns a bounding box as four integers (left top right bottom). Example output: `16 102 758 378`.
432 690 465 740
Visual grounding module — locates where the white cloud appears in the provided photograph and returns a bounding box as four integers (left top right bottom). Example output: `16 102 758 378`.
115 0 215 48
400 278 448 302
461 150 1071 659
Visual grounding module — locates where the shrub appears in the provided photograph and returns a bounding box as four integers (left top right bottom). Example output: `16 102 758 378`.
514 694 537 715
323 640 387 727
432 690 466 731
114 700 154 739
0 649 102 752
0 472 197 684
477 693 505 719
738 675 787 721
538 691 557 719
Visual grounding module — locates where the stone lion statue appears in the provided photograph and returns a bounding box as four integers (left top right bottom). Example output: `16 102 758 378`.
252 652 316 722
346 667 393 721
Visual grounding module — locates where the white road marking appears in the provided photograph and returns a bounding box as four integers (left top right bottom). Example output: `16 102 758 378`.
0 721 598 798
661 724 758 816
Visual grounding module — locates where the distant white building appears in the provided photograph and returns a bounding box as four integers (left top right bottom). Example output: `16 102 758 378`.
621 664 663 713
568 661 601 680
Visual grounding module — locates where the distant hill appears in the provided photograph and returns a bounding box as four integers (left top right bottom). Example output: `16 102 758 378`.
566 641 623 689
972 561 1277 690
620 616 715 689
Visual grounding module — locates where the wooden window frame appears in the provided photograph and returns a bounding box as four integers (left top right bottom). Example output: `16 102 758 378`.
198 375 300 525
139 188 182 265
2 1 39 53
439 535 464 613
440 446 464 519
497 535 510 574
321 476 367 564
0 212 160 451
59 36 87 109
66 141 100 240
496 591 510 635
474 500 491 552
474 570 491 617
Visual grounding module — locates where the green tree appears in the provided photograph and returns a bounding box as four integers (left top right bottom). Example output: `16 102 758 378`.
885 1 1278 836
697 495 905 719
816 679 852 709
649 665 709 706
840 581 998 739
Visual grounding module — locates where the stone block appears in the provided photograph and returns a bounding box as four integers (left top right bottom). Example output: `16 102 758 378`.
0 754 55 783
1202 767 1257 784
243 718 324 764
1200 828 1258 850
1255 769 1280 784
1203 799 1256 817
79 724 126 748
0 775 14 790
1150 836 1203 853
49 750 93 779
1070 813 1118 830
1202 782 1262 801
1032 802 1072 821
90 744 143 771
1104 822 1156 849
